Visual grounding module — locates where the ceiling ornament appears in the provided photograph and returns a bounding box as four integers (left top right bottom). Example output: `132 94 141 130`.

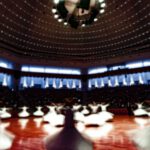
52 0 106 28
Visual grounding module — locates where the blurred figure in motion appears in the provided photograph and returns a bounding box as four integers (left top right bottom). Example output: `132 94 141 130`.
44 108 93 150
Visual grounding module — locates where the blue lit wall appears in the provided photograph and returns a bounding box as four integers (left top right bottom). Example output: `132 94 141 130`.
0 58 149 89
0 59 13 87
88 60 150 89
20 65 81 89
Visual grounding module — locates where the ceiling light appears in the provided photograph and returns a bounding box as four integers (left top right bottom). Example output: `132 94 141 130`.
82 24 86 27
54 14 59 19
99 0 104 3
54 0 59 4
94 18 98 22
100 9 105 14
64 22 68 25
52 0 106 28
101 3 106 8
58 18 63 22
52 8 57 13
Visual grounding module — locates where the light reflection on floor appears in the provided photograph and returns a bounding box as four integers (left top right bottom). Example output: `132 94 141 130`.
0 116 150 150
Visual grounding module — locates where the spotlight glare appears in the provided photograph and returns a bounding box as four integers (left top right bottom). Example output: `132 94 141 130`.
94 18 98 22
100 9 105 14
52 8 57 13
58 18 63 22
64 22 68 25
99 0 104 3
54 14 59 19
82 24 85 27
53 0 59 4
101 3 106 8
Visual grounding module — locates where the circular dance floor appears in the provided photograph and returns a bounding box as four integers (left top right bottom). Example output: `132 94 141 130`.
1 116 150 150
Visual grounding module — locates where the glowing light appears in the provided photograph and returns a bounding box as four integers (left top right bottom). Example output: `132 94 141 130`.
2 75 8 87
52 8 57 13
22 66 81 75
58 79 63 88
33 118 43 128
23 77 28 88
88 67 107 74
108 78 112 87
53 0 59 4
138 74 144 84
100 9 105 14
66 80 70 89
58 18 63 22
114 76 119 87
45 78 49 88
78 80 82 89
99 0 104 3
64 22 68 26
82 24 85 27
130 74 134 85
0 62 8 68
18 119 29 129
30 78 34 87
101 3 106 8
100 78 105 87
94 18 98 22
123 76 127 86
72 80 76 89
54 14 59 19
126 62 143 69
52 79 57 89
94 79 99 88
88 80 92 88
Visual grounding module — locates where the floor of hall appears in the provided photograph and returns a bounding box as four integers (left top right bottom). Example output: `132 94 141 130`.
1 116 150 150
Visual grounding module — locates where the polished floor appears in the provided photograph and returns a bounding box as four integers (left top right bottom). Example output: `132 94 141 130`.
1 116 150 150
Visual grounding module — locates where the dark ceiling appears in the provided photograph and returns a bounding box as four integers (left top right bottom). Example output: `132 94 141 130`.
0 0 149 67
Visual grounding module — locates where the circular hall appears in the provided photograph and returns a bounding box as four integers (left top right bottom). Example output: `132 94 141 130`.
0 0 150 150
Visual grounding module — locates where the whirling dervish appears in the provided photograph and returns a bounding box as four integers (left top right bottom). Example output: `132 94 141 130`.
73 104 84 123
0 107 11 119
98 103 114 122
133 103 148 117
84 102 105 126
44 108 93 150
43 105 65 126
33 106 44 117
18 106 30 118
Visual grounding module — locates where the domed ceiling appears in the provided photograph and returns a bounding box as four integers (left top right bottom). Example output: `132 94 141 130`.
0 0 149 67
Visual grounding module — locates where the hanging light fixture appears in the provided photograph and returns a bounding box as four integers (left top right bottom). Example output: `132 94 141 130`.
52 0 106 28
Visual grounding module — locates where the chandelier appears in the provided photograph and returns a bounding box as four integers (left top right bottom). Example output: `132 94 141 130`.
52 0 106 29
